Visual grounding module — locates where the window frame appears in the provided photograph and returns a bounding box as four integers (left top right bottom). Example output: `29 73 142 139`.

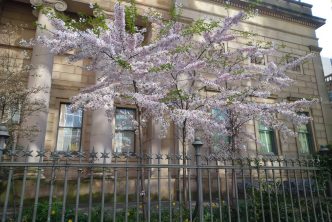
55 102 84 152
250 54 266 66
114 107 137 154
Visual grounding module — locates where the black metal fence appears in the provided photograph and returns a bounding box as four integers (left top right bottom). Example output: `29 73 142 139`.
0 141 331 222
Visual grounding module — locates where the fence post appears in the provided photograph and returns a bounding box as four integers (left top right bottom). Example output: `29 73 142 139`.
193 138 203 222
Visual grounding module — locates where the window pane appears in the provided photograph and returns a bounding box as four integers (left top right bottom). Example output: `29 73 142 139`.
212 108 227 121
259 130 273 153
251 55 265 65
299 132 310 154
297 115 311 154
59 104 82 127
212 108 230 151
115 131 135 153
259 123 274 154
115 108 135 130
298 124 309 133
259 123 269 131
328 91 332 102
56 128 81 151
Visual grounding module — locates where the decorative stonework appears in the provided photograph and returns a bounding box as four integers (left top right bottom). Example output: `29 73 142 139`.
30 0 67 11
309 45 323 53
207 0 325 29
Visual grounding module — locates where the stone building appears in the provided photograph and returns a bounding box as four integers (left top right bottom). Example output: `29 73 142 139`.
0 0 330 159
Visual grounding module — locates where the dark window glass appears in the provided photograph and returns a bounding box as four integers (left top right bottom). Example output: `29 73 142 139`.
250 55 265 65
258 123 276 154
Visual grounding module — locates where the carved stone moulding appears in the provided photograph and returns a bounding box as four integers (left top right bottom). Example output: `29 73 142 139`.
30 0 67 12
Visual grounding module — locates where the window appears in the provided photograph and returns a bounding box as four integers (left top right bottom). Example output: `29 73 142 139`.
0 105 21 124
328 91 332 102
206 43 226 61
258 123 276 154
56 103 83 151
286 56 301 72
297 123 312 154
250 54 265 65
211 108 230 151
114 108 136 153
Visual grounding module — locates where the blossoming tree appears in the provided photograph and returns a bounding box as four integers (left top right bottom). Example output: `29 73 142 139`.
30 2 316 157
0 23 45 148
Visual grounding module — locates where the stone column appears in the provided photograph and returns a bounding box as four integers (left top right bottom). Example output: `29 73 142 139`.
21 0 67 161
89 109 113 163
309 45 330 147
89 69 113 162
150 119 162 159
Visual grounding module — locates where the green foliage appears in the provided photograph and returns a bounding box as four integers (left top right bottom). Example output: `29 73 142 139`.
115 57 132 70
247 180 332 222
16 201 219 222
182 19 219 36
149 63 173 73
160 89 190 105
314 148 332 193
170 2 182 21
171 45 191 54
39 4 108 36
125 0 137 34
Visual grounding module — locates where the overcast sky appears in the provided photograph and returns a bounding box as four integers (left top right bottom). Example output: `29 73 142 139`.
302 0 332 58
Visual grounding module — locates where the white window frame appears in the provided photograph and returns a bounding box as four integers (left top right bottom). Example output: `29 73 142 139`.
114 107 136 153
55 103 83 152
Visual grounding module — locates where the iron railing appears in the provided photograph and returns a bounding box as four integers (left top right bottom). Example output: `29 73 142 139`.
0 142 331 222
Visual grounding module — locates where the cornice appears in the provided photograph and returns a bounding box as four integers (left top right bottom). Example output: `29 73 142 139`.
309 45 323 53
205 0 325 29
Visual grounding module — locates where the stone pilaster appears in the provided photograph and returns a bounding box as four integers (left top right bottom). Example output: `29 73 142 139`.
21 0 67 161
89 109 113 163
309 45 331 146
89 70 113 163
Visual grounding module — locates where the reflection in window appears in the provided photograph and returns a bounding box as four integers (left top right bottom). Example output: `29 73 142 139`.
56 103 83 151
258 123 276 154
298 123 312 154
211 108 230 151
115 108 136 153
250 54 265 65
328 91 332 102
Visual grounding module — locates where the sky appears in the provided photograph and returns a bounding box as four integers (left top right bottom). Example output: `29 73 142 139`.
302 0 332 58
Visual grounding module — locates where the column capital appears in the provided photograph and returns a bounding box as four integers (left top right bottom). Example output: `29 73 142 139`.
30 0 67 12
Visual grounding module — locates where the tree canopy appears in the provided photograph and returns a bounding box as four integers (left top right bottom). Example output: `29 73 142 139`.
28 2 317 155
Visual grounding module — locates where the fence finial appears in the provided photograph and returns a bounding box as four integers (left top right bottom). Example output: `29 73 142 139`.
192 137 203 147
